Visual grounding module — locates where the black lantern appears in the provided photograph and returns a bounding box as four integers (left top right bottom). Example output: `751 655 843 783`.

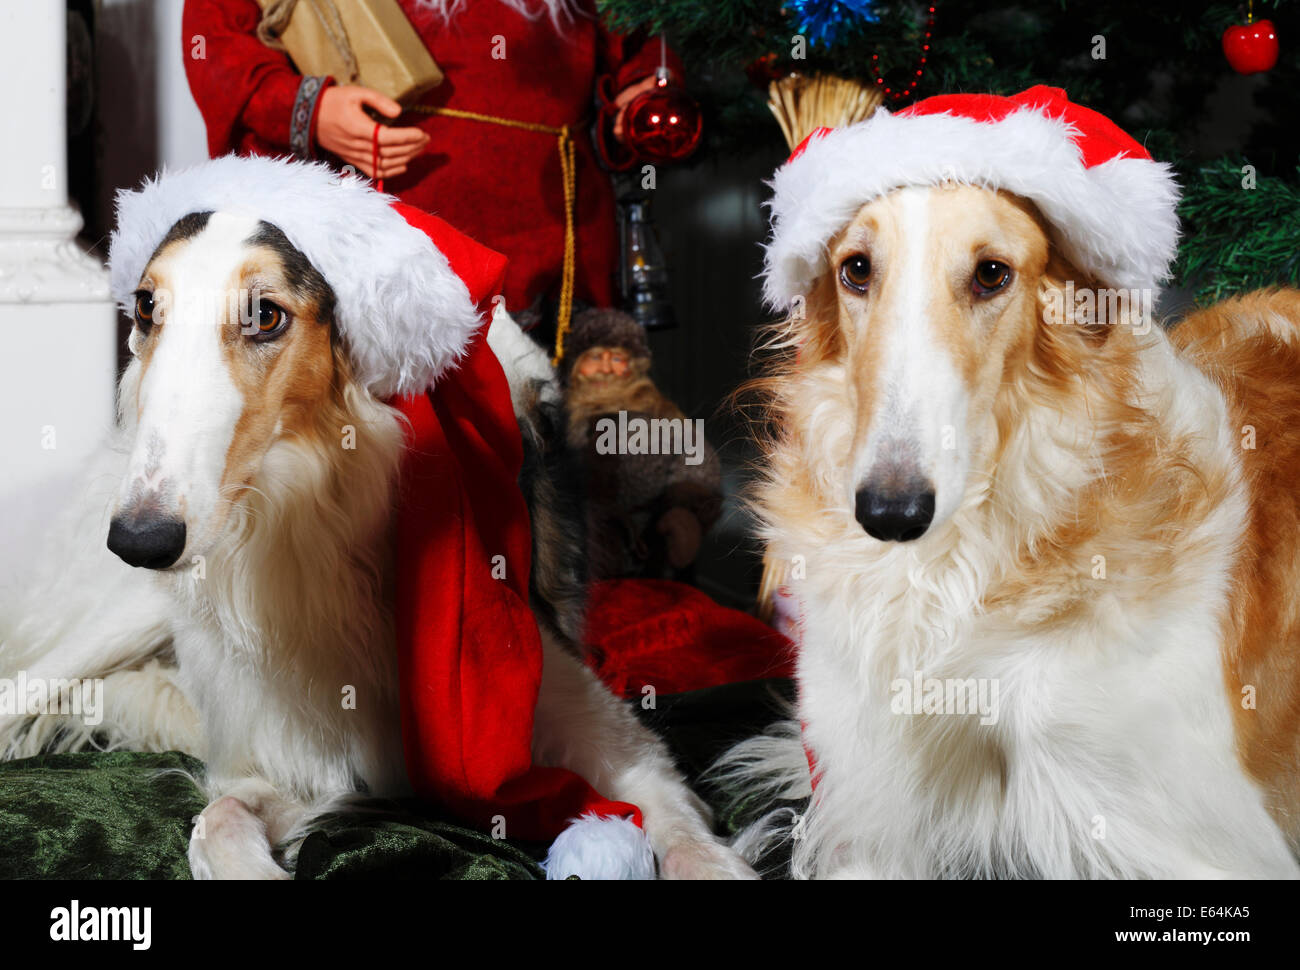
618 196 675 331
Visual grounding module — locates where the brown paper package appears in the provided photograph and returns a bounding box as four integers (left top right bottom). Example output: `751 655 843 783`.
257 0 443 105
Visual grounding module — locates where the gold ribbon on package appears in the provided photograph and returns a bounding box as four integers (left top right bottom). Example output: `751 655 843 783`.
413 106 578 366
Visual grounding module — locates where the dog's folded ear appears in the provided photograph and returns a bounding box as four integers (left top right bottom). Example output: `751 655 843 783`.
779 271 844 366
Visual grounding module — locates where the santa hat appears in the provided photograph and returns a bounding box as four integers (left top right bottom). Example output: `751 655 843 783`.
762 85 1180 311
108 155 647 874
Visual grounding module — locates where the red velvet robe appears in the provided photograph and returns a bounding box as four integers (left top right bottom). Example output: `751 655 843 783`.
391 202 639 839
182 0 676 312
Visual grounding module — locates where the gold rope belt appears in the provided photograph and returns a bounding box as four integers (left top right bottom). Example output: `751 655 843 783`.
410 105 577 365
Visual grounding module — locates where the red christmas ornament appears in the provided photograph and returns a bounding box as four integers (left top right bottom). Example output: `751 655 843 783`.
1222 18 1278 75
746 52 782 87
623 69 703 164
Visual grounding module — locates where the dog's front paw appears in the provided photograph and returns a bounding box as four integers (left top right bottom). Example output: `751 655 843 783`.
188 796 292 880
659 839 760 880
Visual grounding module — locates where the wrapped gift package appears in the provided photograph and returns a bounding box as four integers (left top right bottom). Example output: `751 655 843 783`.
257 0 443 105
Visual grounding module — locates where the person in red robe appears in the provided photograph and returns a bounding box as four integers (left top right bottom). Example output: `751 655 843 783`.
182 0 678 320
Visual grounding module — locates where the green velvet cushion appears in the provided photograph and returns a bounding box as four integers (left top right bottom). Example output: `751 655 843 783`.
0 680 796 879
0 751 204 880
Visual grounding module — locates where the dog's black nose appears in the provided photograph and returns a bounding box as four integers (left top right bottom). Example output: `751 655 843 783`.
107 515 187 569
854 487 935 542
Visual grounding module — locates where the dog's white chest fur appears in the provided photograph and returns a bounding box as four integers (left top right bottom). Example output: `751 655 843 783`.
789 510 1297 879
746 320 1300 879
167 591 406 801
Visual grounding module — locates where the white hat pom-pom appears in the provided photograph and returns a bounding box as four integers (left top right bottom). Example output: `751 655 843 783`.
544 814 656 880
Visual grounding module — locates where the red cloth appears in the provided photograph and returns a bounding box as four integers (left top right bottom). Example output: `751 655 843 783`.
182 0 678 312
789 86 1153 168
584 579 795 698
390 203 638 839
898 86 1153 166
182 0 309 154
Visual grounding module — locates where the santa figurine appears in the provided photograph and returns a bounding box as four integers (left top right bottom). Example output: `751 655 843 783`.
183 0 679 334
561 308 723 582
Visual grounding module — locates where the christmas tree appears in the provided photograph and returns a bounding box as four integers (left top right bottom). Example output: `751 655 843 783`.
598 0 1300 302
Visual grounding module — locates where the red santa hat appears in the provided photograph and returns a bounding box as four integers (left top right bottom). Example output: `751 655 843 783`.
107 155 646 874
762 85 1181 310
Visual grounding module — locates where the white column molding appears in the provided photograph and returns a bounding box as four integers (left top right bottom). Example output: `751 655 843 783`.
0 2 110 304
0 204 111 304
0 3 117 592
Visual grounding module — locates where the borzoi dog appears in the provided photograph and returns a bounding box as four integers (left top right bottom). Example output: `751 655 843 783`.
726 89 1300 878
0 156 751 880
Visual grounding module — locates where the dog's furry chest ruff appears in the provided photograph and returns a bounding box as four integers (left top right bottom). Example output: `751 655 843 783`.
768 330 1300 879
168 569 405 802
160 403 410 804
793 571 1283 879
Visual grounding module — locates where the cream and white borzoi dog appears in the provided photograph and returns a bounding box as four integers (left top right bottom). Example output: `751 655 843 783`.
0 156 751 880
726 96 1300 879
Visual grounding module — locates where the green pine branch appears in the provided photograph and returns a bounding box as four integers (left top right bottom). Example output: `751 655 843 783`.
1175 159 1300 303
599 1 1300 300
598 0 1298 169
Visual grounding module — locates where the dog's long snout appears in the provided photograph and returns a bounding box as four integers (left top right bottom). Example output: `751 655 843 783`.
107 513 187 569
854 485 935 542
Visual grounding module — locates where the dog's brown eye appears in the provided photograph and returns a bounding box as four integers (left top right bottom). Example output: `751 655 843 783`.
840 255 871 292
973 260 1011 296
250 301 290 341
134 291 154 330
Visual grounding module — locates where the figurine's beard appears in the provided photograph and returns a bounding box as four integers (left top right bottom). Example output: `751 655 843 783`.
410 0 580 29
564 370 683 450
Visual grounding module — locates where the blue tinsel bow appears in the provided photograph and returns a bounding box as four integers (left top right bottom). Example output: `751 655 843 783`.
787 0 880 49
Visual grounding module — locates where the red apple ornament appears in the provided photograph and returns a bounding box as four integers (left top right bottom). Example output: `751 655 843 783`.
622 69 703 165
1222 19 1279 75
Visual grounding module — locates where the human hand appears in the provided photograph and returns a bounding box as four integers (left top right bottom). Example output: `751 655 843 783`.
612 76 659 143
316 85 429 179
656 506 702 570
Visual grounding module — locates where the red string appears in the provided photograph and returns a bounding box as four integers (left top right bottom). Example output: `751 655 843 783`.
371 122 383 193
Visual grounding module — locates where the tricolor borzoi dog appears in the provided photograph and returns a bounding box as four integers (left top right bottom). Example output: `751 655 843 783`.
0 156 751 880
725 92 1300 879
